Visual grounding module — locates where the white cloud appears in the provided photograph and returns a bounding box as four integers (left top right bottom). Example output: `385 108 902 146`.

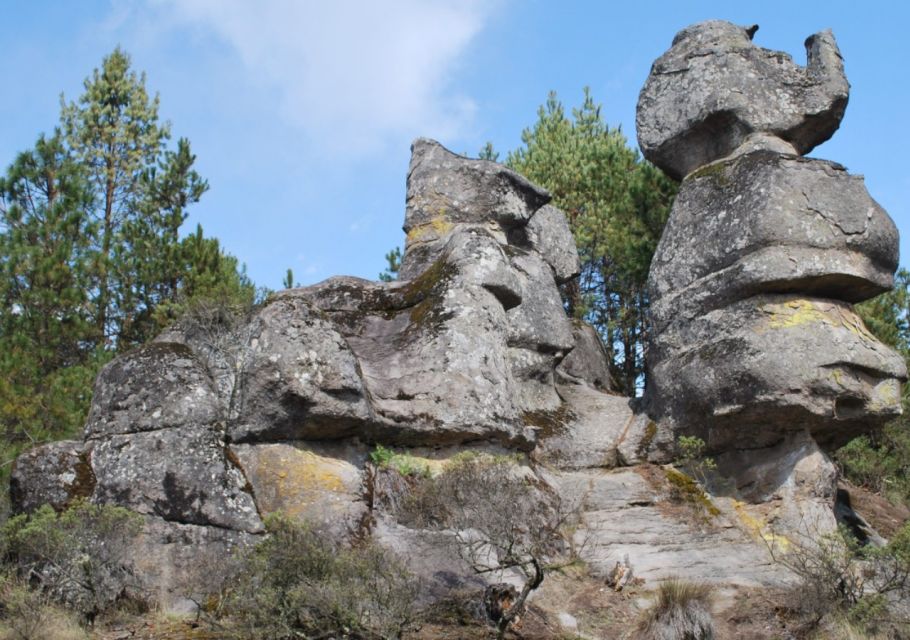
147 0 496 155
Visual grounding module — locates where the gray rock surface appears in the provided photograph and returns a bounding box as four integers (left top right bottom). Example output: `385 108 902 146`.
648 294 905 452
519 204 581 283
637 20 849 180
649 151 898 332
556 321 615 391
301 228 532 448
84 342 221 439
91 425 262 533
400 138 551 279
554 467 793 586
638 19 904 552
231 295 372 442
532 385 634 469
10 440 93 513
131 515 258 609
641 21 904 468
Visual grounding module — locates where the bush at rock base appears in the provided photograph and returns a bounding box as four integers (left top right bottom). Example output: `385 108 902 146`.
0 572 87 640
1 499 142 625
395 452 584 639
223 514 418 640
771 522 910 637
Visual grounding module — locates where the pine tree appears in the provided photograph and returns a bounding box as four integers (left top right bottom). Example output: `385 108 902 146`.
378 247 402 282
0 132 103 464
478 142 499 162
60 47 170 345
507 89 677 394
0 48 257 480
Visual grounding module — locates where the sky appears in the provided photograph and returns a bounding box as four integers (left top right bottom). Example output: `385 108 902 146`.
1 0 908 289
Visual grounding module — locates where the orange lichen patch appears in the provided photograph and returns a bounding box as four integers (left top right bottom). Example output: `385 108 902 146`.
233 443 361 520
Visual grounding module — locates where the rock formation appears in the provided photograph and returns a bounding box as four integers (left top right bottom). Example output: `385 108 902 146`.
8 21 904 617
11 138 633 604
639 21 906 523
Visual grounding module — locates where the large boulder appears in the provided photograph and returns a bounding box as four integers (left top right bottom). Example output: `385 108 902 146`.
639 20 904 553
517 203 581 284
10 441 94 514
299 228 539 448
84 342 221 439
649 151 899 332
230 295 373 443
91 425 262 533
648 295 906 452
637 21 849 180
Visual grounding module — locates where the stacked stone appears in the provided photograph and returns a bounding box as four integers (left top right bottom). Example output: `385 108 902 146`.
639 21 906 457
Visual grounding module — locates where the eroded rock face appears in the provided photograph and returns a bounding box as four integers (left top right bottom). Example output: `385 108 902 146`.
637 21 849 180
10 138 618 606
10 441 94 514
231 296 372 442
400 138 551 279
649 152 899 332
640 21 905 516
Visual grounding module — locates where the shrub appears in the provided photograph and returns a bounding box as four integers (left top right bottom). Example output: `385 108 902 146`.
637 578 714 640
369 445 431 478
226 514 418 640
836 422 910 508
771 523 910 634
395 453 584 639
1 500 142 624
0 572 87 640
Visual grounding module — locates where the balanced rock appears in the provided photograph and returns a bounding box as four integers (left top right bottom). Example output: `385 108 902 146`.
637 20 849 180
640 22 906 505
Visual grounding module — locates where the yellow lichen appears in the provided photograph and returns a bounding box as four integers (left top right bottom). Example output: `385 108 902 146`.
868 379 901 412
760 299 877 341
733 500 791 552
246 445 357 519
830 368 844 387
664 467 721 518
405 214 454 243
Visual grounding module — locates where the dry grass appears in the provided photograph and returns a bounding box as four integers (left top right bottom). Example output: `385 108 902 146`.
637 578 714 640
0 579 87 640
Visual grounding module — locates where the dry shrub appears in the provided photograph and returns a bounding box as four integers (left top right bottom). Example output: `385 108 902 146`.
770 523 910 635
395 452 585 639
0 573 86 640
637 578 714 640
1 500 142 625
225 514 418 640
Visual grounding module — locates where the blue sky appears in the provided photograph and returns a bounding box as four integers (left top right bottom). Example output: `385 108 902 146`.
1 0 908 289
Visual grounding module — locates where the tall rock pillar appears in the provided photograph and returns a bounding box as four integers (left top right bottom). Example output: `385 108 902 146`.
637 21 906 516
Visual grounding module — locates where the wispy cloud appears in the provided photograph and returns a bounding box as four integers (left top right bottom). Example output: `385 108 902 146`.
146 0 496 156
